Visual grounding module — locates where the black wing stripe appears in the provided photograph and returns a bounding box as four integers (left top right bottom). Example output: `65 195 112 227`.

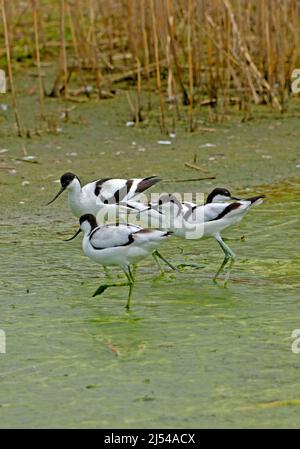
94 178 113 197
96 179 135 204
183 205 197 221
89 225 101 239
210 202 241 221
90 230 135 250
115 179 134 203
94 177 161 202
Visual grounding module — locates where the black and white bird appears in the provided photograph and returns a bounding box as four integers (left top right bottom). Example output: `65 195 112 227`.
126 188 265 284
47 172 176 273
68 214 172 309
180 187 241 219
182 194 265 283
178 187 237 220
128 187 239 225
47 172 161 217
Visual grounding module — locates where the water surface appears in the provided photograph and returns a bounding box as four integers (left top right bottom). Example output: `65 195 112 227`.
0 180 299 428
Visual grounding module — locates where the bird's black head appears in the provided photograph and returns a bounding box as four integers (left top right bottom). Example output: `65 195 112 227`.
61 172 77 188
65 214 98 242
206 187 239 204
79 214 98 230
46 172 78 206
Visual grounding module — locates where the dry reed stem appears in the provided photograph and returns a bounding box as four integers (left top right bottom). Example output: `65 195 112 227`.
166 0 189 106
135 56 142 125
1 0 299 135
141 0 151 110
187 0 194 131
66 0 85 89
89 0 102 97
1 0 22 136
150 0 166 134
32 0 44 121
223 0 282 111
60 0 68 116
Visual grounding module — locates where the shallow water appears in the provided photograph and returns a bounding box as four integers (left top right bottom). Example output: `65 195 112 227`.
1 86 300 427
0 179 299 428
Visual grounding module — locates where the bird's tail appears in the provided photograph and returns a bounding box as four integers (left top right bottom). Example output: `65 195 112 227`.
133 228 172 243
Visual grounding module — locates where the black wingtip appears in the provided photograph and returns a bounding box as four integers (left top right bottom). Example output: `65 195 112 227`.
135 176 162 195
247 194 266 204
147 176 162 185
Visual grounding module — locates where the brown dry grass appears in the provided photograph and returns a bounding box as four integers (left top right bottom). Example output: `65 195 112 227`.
1 0 299 134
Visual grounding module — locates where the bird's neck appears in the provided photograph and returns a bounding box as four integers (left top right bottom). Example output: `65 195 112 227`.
205 193 213 204
67 178 82 198
206 194 227 204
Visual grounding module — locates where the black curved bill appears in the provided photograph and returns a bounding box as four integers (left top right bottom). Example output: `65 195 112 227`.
46 186 65 205
231 196 241 201
64 228 82 241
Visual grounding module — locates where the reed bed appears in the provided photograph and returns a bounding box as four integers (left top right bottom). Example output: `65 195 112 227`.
0 0 299 134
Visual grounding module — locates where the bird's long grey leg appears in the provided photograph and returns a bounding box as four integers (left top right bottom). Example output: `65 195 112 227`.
224 257 235 286
123 265 135 309
152 250 165 276
213 234 236 285
131 264 137 281
213 254 230 283
152 249 178 272
103 266 112 279
92 281 129 297
93 267 132 298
